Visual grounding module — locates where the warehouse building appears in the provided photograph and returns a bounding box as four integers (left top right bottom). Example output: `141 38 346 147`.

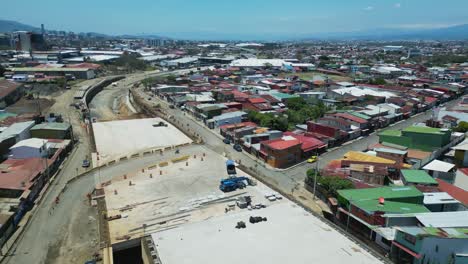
7 67 96 79
379 126 451 152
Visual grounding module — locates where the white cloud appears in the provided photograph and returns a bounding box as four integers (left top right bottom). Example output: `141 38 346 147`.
364 6 374 11
394 3 401 8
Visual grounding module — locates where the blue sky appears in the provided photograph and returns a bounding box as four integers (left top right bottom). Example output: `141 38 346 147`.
2 0 468 38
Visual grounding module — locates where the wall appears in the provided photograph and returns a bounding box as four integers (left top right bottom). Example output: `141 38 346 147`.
10 146 46 159
418 237 468 264
31 129 70 140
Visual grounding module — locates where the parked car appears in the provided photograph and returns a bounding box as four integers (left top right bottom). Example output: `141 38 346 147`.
223 138 231 144
307 156 318 163
233 144 242 152
82 159 90 168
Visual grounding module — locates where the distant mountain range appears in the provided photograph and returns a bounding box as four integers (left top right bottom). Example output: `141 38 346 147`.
0 19 41 33
306 24 468 41
1 19 467 41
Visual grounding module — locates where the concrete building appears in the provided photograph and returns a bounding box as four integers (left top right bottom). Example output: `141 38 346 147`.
13 31 46 51
0 80 24 109
30 122 72 139
9 138 48 159
260 136 302 168
8 67 96 79
379 126 451 152
391 227 468 264
207 111 247 129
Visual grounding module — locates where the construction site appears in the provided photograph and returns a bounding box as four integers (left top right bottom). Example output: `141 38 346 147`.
92 118 193 164
94 144 383 264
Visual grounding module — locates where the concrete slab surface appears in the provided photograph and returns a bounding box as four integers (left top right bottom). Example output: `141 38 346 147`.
151 202 382 264
93 118 192 163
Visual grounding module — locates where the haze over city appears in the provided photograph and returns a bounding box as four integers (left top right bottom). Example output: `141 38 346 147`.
2 0 468 39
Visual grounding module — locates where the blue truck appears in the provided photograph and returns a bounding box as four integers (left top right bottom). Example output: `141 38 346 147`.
226 159 236 175
219 176 251 192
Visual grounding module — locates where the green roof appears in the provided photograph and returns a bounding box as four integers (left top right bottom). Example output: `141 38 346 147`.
31 122 71 131
348 111 371 120
338 186 423 202
401 170 438 185
352 199 430 214
379 130 402 137
403 126 447 135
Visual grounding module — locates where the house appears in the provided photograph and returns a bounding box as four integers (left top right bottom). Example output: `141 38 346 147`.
194 104 227 120
400 170 438 186
328 112 369 129
436 179 468 206
379 126 451 152
341 151 409 181
422 159 456 183
206 111 247 129
391 227 468 264
0 80 24 109
451 139 468 167
336 186 429 250
259 136 302 168
283 132 327 157
0 121 36 158
9 138 48 159
422 192 465 212
306 121 346 146
30 122 72 139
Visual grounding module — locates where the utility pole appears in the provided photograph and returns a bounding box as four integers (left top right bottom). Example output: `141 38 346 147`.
346 198 352 233
313 150 319 200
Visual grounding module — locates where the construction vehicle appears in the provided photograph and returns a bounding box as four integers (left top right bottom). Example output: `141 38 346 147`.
226 159 236 175
219 176 252 192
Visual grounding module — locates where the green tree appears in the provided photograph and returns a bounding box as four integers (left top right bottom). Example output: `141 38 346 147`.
306 174 354 197
166 75 177 83
0 65 5 77
369 78 386 85
454 121 468 133
286 97 307 111
56 77 67 88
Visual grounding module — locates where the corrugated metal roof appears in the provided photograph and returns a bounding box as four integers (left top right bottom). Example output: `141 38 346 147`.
0 121 35 142
401 170 438 185
353 199 429 214
422 160 455 173
338 186 423 201
31 122 71 131
403 126 447 135
423 192 459 205
343 151 396 165
414 211 468 228
375 148 407 155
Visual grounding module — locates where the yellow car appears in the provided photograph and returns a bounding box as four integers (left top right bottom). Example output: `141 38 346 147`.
307 156 318 163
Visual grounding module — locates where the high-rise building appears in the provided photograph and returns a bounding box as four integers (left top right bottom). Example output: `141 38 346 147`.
13 31 46 52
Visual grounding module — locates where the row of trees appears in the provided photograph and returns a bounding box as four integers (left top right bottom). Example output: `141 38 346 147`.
306 169 354 197
247 97 328 131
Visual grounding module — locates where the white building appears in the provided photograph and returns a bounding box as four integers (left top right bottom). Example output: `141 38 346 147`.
9 138 48 159
230 59 287 68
